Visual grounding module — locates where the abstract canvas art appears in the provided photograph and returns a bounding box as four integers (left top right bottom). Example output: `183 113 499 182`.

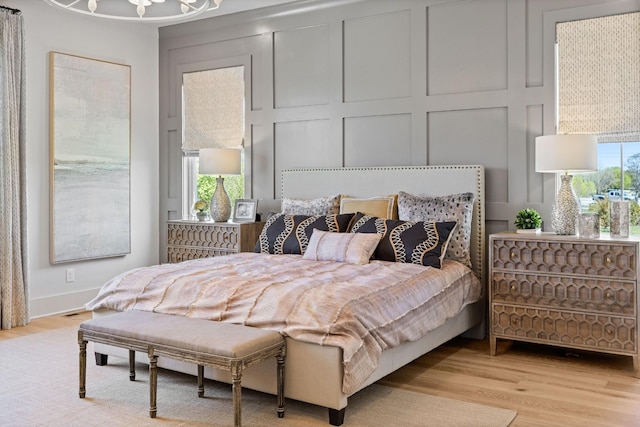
49 52 131 263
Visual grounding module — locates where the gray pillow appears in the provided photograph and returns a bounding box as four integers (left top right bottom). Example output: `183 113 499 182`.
281 194 340 216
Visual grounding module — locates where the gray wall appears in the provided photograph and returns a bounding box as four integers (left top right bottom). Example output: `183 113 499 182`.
158 0 639 261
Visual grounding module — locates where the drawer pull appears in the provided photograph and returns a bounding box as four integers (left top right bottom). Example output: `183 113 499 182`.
510 252 516 259
606 328 613 335
510 285 516 291
605 291 613 299
605 256 612 264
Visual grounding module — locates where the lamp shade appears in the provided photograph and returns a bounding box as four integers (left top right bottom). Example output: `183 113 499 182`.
199 148 241 175
535 134 598 173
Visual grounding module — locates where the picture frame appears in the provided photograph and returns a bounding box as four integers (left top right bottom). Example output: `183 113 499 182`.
49 51 131 263
233 199 257 223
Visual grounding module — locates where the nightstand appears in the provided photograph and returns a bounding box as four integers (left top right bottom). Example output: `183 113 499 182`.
167 220 264 263
489 231 639 377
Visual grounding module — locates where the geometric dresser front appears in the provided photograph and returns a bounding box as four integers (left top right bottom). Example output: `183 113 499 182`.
489 231 639 377
167 220 264 263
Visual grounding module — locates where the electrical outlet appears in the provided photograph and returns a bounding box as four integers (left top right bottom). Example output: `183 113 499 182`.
65 268 75 283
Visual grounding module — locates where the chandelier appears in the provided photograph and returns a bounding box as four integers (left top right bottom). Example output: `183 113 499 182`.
42 0 223 22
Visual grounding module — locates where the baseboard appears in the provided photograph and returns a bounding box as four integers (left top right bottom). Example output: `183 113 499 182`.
29 288 100 319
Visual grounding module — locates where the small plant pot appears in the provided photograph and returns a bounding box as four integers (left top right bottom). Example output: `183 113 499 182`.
516 228 541 234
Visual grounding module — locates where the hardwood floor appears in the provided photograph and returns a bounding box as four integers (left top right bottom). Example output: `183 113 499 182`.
3 313 639 426
381 337 640 426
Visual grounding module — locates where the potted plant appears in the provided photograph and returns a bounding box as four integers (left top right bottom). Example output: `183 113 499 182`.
514 208 542 233
193 200 209 221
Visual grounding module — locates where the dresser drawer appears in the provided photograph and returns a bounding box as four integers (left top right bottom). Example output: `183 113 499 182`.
492 304 636 353
492 238 636 279
167 223 239 250
167 246 234 263
492 271 636 315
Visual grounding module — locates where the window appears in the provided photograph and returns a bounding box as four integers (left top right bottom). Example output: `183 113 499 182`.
181 66 245 219
557 12 640 233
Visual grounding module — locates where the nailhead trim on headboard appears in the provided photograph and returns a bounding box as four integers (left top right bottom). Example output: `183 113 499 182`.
281 165 485 284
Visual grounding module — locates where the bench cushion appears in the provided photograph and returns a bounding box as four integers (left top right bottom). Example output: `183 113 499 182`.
80 310 284 359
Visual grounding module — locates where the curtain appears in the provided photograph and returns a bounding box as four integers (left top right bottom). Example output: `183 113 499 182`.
0 6 29 329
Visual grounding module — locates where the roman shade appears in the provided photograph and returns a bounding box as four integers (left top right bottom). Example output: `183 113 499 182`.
557 12 640 143
182 65 244 153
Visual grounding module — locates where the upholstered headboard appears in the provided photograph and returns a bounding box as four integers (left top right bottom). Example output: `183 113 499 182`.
281 165 485 282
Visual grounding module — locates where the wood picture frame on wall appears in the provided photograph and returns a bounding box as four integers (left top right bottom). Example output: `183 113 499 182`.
49 51 131 263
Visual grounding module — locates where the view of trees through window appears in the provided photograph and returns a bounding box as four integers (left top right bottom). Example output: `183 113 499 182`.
195 157 244 214
574 142 640 233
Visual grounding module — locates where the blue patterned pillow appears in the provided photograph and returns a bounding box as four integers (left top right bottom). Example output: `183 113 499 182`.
255 213 355 255
349 213 456 268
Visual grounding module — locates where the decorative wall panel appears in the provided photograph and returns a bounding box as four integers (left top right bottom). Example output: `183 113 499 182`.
274 24 330 108
343 10 411 102
428 108 508 203
526 105 544 203
428 0 507 95
344 114 412 167
158 0 636 261
274 119 338 185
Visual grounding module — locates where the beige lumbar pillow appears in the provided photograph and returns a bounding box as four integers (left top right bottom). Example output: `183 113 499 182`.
339 195 397 219
302 229 382 264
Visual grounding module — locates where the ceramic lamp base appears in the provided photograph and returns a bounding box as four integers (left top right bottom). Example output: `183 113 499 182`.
209 176 231 222
551 174 580 235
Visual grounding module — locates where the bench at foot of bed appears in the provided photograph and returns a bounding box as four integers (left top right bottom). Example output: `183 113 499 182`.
94 349 347 426
79 310 286 427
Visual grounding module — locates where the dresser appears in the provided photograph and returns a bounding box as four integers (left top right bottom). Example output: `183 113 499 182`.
489 232 639 377
167 220 264 263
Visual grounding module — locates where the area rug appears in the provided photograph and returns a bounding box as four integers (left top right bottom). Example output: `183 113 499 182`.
0 323 516 426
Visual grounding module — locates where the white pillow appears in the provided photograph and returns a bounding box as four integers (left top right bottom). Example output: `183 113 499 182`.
302 229 382 265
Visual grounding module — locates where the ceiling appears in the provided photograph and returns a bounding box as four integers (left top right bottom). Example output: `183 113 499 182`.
160 0 302 26
199 0 300 17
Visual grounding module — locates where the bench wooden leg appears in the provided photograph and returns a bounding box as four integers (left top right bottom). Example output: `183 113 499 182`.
231 361 242 427
129 350 136 381
276 350 285 418
197 365 205 398
148 349 158 419
78 332 87 399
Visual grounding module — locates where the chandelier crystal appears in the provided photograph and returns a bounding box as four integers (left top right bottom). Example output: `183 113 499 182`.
43 0 223 22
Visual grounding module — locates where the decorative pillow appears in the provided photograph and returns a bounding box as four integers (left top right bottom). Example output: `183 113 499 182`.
302 229 382 265
397 191 475 268
281 194 341 216
339 195 398 219
255 213 355 255
349 213 456 268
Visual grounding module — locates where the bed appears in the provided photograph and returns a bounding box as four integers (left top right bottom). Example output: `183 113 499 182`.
87 165 486 425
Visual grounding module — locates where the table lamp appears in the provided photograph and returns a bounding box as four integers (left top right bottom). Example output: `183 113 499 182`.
199 148 241 222
535 134 597 235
